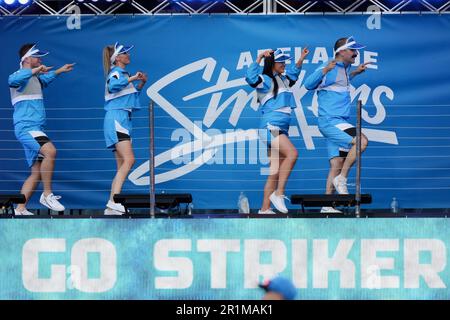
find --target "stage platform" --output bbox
[1,208,449,219]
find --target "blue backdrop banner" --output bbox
[0,219,450,299]
[0,15,449,209]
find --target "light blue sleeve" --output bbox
[245,62,271,92]
[107,70,129,93]
[38,70,58,88]
[8,68,33,89]
[304,62,328,90]
[285,63,302,82]
[245,62,263,86]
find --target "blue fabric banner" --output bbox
[0,15,449,209]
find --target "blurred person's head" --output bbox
[259,276,297,300]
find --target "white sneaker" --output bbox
[106,200,126,213]
[333,175,349,194]
[258,208,276,215]
[40,193,65,211]
[320,207,342,214]
[104,208,125,216]
[14,208,34,216]
[269,192,289,214]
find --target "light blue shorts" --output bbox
[259,111,291,147]
[104,109,132,150]
[15,125,50,168]
[318,116,355,159]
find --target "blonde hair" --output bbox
[102,45,115,77]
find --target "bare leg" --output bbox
[108,150,125,201]
[261,148,283,211]
[274,134,298,196]
[17,162,41,210]
[115,149,125,172]
[39,142,57,196]
[340,134,368,178]
[109,140,135,201]
[326,157,344,194]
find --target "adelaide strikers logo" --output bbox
[128,48,399,186]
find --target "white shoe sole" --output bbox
[334,189,349,195]
[320,207,342,214]
[104,208,125,216]
[106,201,126,213]
[258,210,276,215]
[14,211,34,216]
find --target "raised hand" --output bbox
[256,49,274,63]
[301,46,310,59]
[323,60,337,74]
[136,72,148,90]
[129,72,142,82]
[137,72,148,82]
[356,62,371,74]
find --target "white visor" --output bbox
[20,44,49,68]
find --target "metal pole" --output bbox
[355,100,362,218]
[266,0,272,14]
[149,100,156,218]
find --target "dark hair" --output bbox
[262,51,279,99]
[19,43,36,58]
[334,37,348,57]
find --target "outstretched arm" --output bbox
[286,47,310,85]
[350,62,371,80]
[39,63,75,87]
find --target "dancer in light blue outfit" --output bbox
[8,43,75,215]
[246,47,309,214]
[102,42,147,215]
[304,36,371,213]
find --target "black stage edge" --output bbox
[0,194,25,214]
[1,208,450,219]
[290,194,372,213]
[113,193,192,215]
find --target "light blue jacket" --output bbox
[304,60,354,119]
[245,62,302,114]
[8,68,57,130]
[104,66,142,111]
